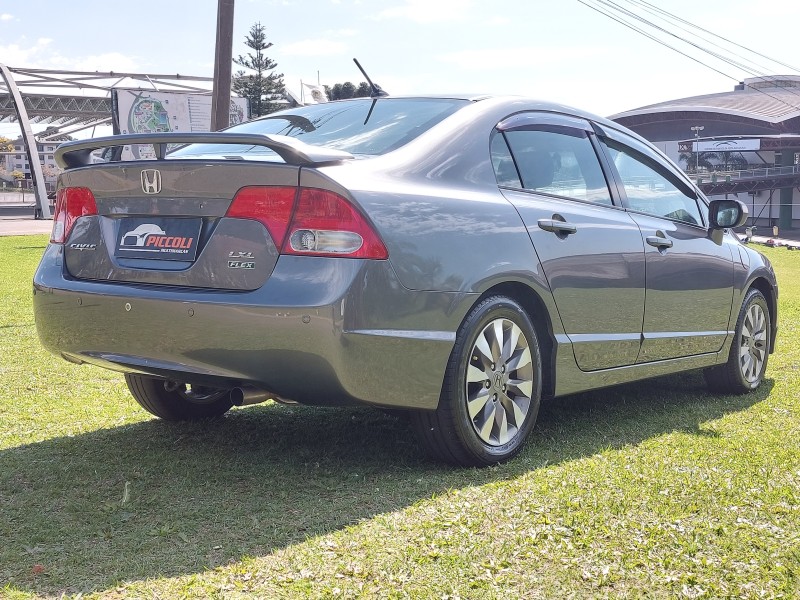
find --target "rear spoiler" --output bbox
[54,132,354,170]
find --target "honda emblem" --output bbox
[140,169,162,194]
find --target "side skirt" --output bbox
[552,334,727,397]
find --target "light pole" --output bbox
[690,125,704,173]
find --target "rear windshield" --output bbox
[170,98,469,159]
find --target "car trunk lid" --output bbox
[53,133,355,291]
[59,162,299,290]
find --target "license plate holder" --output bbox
[115,217,202,261]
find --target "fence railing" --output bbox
[695,165,800,184]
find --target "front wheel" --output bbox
[412,296,542,467]
[125,374,233,421]
[705,288,771,394]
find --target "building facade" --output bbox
[5,136,60,190]
[611,75,800,230]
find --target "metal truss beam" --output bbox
[38,118,111,140]
[0,94,112,124]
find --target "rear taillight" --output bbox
[283,189,388,259]
[225,186,297,248]
[51,187,98,244]
[226,186,388,259]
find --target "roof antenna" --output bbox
[353,58,388,98]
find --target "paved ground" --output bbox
[0,215,53,237]
[0,190,52,236]
[0,193,49,236]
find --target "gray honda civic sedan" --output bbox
[33,95,778,466]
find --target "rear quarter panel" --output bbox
[303,166,565,340]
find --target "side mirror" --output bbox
[708,199,748,229]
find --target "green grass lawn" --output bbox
[1,235,798,599]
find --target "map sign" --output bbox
[112,90,249,159]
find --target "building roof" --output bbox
[611,76,800,124]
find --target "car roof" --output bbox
[279,94,620,130]
[250,94,658,158]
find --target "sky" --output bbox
[2,0,800,137]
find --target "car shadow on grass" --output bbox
[0,371,772,595]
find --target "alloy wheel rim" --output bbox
[739,303,768,383]
[465,317,534,446]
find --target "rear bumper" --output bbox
[33,244,472,410]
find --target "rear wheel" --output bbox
[705,288,771,394]
[412,296,542,467]
[125,374,233,421]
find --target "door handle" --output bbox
[646,235,673,249]
[538,219,577,235]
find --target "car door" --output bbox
[492,112,645,371]
[597,129,735,363]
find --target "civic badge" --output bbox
[140,169,162,194]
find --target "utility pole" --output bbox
[211,0,235,131]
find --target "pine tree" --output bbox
[232,23,285,117]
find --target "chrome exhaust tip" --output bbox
[230,386,272,406]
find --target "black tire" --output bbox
[705,288,771,394]
[412,296,542,467]
[125,374,233,421]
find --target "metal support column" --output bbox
[778,151,794,230]
[0,63,51,219]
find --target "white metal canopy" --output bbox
[0,66,215,218]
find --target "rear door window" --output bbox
[492,114,613,205]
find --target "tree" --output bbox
[326,83,342,100]
[232,23,285,118]
[41,164,61,179]
[323,81,372,101]
[0,138,10,182]
[679,150,749,174]
[355,82,371,97]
